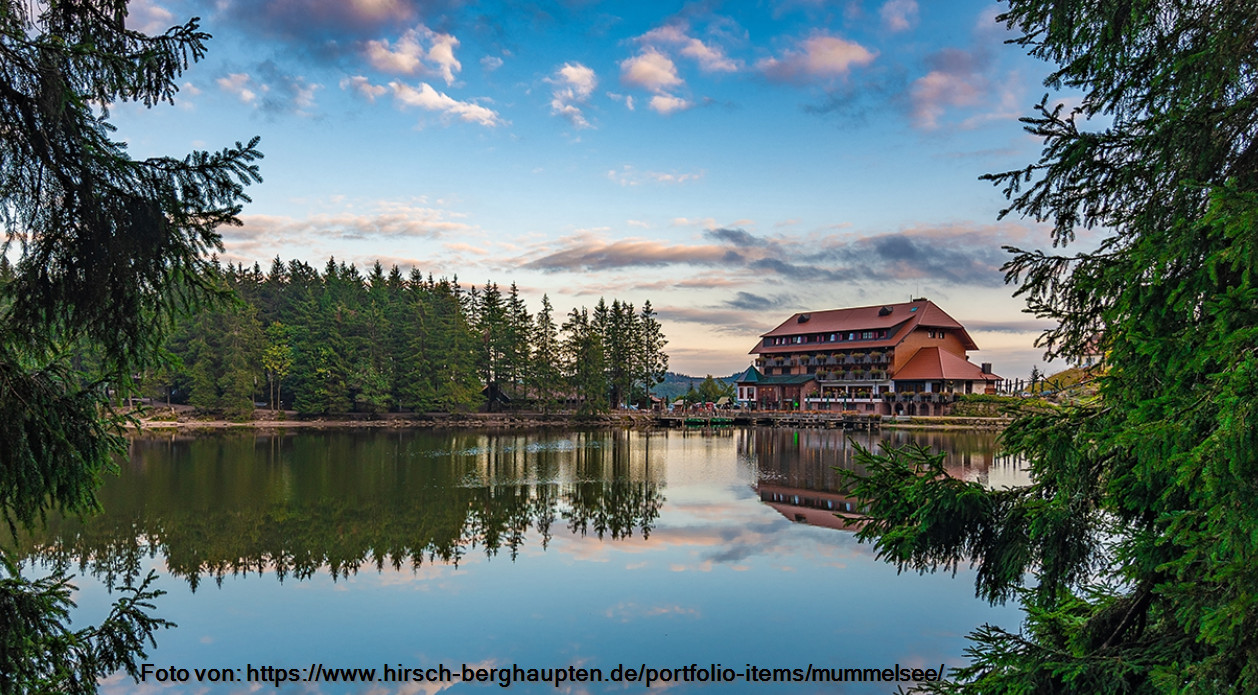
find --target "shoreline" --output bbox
[128,409,1011,434]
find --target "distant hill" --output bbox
[651,371,739,401]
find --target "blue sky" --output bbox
[112,0,1080,378]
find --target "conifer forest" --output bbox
[116,257,670,417]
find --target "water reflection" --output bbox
[17,430,665,590]
[740,427,1029,530]
[12,428,1031,695]
[16,427,1028,590]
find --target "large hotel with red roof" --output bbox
[735,298,1001,415]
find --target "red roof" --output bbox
[752,299,978,354]
[892,347,1000,381]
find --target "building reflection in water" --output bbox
[739,427,1030,531]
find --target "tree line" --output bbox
[138,257,669,417]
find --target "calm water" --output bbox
[17,427,1027,694]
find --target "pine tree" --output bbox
[0,0,261,689]
[561,307,608,414]
[602,299,636,408]
[502,282,532,401]
[634,301,669,406]
[529,295,562,412]
[843,2,1258,693]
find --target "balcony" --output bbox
[882,392,958,403]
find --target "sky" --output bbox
[110,0,1083,379]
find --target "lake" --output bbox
[17,427,1028,694]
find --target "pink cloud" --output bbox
[758,33,876,82]
[620,49,683,92]
[637,24,740,73]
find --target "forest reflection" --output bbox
[16,430,666,590]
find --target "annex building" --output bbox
[735,298,1000,415]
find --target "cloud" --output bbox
[525,236,738,272]
[555,221,1032,287]
[813,223,1032,286]
[548,62,597,128]
[648,94,691,114]
[226,200,477,257]
[965,319,1058,334]
[216,62,322,115]
[216,73,257,104]
[605,602,701,622]
[558,273,746,295]
[388,81,504,127]
[721,292,797,311]
[424,32,461,85]
[655,306,779,336]
[704,227,765,247]
[340,75,389,102]
[608,165,703,186]
[909,48,988,129]
[259,62,321,113]
[126,0,174,34]
[757,33,876,83]
[636,24,739,73]
[481,56,504,71]
[671,217,721,230]
[620,49,683,92]
[363,25,461,85]
[879,0,919,32]
[905,10,1024,131]
[748,258,847,282]
[217,0,417,43]
[364,32,422,74]
[443,241,490,256]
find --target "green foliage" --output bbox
[843,1,1258,692]
[159,262,670,416]
[561,307,608,414]
[261,323,293,411]
[694,375,734,402]
[528,295,563,412]
[0,0,260,690]
[950,393,1053,417]
[0,558,173,695]
[0,353,124,535]
[185,300,263,418]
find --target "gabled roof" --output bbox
[892,347,1000,382]
[734,366,763,384]
[752,299,978,354]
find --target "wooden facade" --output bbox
[735,298,1000,415]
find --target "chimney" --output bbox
[981,362,992,374]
